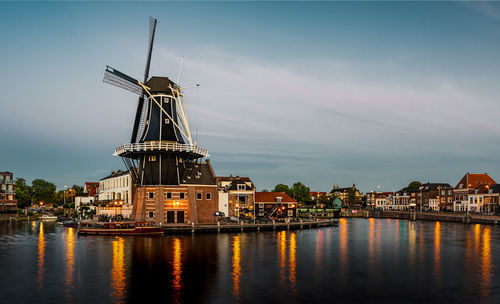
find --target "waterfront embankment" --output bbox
[342,209,500,225]
[162,219,338,234]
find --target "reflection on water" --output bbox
[480,226,492,300]
[232,235,241,301]
[434,222,440,279]
[171,238,182,304]
[37,222,45,290]
[111,237,126,304]
[289,232,297,294]
[64,228,75,302]
[1,219,500,303]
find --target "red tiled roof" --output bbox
[455,173,496,189]
[255,192,296,203]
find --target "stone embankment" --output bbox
[342,209,500,225]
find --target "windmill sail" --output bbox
[103,66,142,95]
[131,17,158,143]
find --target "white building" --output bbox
[74,194,96,210]
[98,170,133,203]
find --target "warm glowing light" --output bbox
[232,235,241,301]
[37,222,45,290]
[64,228,75,301]
[111,237,126,303]
[290,204,295,208]
[170,238,182,304]
[480,227,492,300]
[434,222,441,278]
[289,232,297,294]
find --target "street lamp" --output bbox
[235,203,239,223]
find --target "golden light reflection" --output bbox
[339,218,348,275]
[64,227,75,298]
[32,221,36,232]
[408,222,416,265]
[37,222,45,290]
[171,238,182,304]
[480,227,492,300]
[434,222,441,278]
[111,237,126,303]
[368,218,375,271]
[232,235,241,301]
[279,231,287,286]
[289,232,297,294]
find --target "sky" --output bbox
[1,1,500,193]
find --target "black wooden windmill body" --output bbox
[104,17,208,186]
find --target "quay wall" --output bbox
[342,210,500,225]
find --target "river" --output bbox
[0,218,498,303]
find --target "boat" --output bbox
[77,221,163,236]
[63,220,78,228]
[39,215,58,221]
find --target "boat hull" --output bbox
[78,227,164,236]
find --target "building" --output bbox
[74,193,96,210]
[84,182,99,196]
[330,184,363,207]
[409,183,451,211]
[98,170,133,204]
[132,160,217,224]
[310,191,328,201]
[255,192,297,218]
[453,173,497,212]
[0,172,17,212]
[216,176,255,218]
[437,186,454,211]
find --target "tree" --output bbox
[407,181,422,190]
[290,182,311,204]
[273,184,292,196]
[71,185,84,193]
[15,178,32,208]
[347,187,357,207]
[261,189,269,192]
[32,179,57,205]
[316,194,332,207]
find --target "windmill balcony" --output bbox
[114,141,209,158]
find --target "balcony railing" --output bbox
[114,141,209,158]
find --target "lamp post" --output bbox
[236,203,239,224]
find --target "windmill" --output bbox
[103,17,208,186]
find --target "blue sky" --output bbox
[1,1,500,192]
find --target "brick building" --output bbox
[255,192,297,218]
[84,182,99,196]
[216,176,255,218]
[454,173,498,213]
[0,171,17,212]
[133,160,218,225]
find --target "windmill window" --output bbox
[180,193,185,199]
[206,193,211,200]
[149,156,156,162]
[166,192,172,199]
[148,192,154,199]
[196,193,202,200]
[165,118,169,124]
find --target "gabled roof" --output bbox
[181,161,216,185]
[255,192,296,203]
[455,173,496,189]
[420,183,452,191]
[99,170,130,181]
[226,179,255,191]
[216,176,255,190]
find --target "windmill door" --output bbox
[166,211,175,223]
[177,211,185,223]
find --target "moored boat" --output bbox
[77,222,163,236]
[63,220,78,228]
[39,215,58,221]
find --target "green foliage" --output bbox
[407,181,422,190]
[261,189,269,192]
[71,185,84,193]
[273,184,292,196]
[32,179,57,204]
[290,182,311,204]
[316,194,333,207]
[347,187,357,205]
[14,178,32,208]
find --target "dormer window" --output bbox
[276,197,282,203]
[237,184,246,191]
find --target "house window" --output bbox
[197,193,202,200]
[206,193,211,200]
[148,212,154,218]
[148,192,154,199]
[237,184,246,191]
[148,156,156,162]
[180,193,185,199]
[166,192,172,199]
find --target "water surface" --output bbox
[0,219,498,303]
